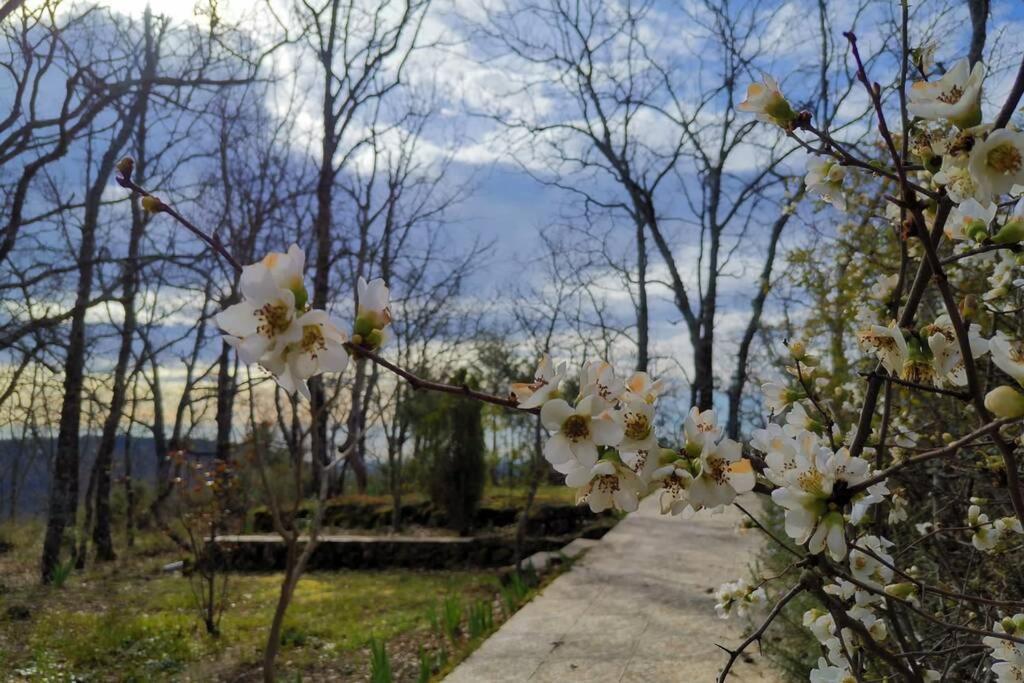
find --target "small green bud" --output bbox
[993,219,1024,245]
[291,284,309,311]
[965,219,989,242]
[365,329,384,349]
[884,582,917,600]
[354,316,374,337]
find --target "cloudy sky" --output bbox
[12,0,1024,428]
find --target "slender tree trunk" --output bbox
[389,446,402,532]
[514,414,543,570]
[146,352,187,551]
[123,414,135,549]
[75,457,99,568]
[91,28,156,562]
[214,342,235,462]
[966,0,988,68]
[309,33,340,491]
[725,200,798,438]
[263,540,299,683]
[8,444,19,520]
[345,358,369,493]
[41,104,143,580]
[635,220,649,372]
[91,196,142,561]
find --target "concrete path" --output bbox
[445,496,781,683]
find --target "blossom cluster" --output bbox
[713,577,766,619]
[745,59,1024,412]
[215,245,390,399]
[740,55,1024,680]
[512,357,756,514]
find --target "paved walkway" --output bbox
[446,496,781,682]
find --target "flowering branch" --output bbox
[716,582,804,683]
[847,418,1018,497]
[346,343,533,413]
[114,159,243,273]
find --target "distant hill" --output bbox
[0,435,214,517]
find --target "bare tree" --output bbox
[473,0,874,436]
[278,0,430,488]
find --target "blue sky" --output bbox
[8,0,1024,431]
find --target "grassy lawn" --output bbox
[0,523,508,682]
[481,484,575,507]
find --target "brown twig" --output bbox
[115,166,243,273]
[848,417,1018,496]
[858,371,971,400]
[346,343,537,414]
[717,582,804,683]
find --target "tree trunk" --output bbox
[309,43,340,492]
[514,414,543,570]
[345,358,369,493]
[75,456,100,569]
[263,539,299,683]
[214,341,235,462]
[635,219,649,372]
[41,110,140,581]
[90,25,156,562]
[123,414,135,548]
[725,201,797,438]
[966,0,989,68]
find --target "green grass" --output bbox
[0,542,499,681]
[0,483,571,681]
[481,484,575,507]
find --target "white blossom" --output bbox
[770,443,876,560]
[908,57,984,127]
[806,157,847,211]
[970,129,1024,200]
[991,334,1024,386]
[738,75,797,127]
[541,395,624,475]
[510,355,566,409]
[713,577,766,619]
[984,614,1024,683]
[945,198,997,242]
[568,457,643,513]
[353,276,392,349]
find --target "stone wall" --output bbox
[251,500,612,536]
[209,524,616,571]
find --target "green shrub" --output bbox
[410,369,486,534]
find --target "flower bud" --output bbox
[353,316,375,338]
[657,448,681,467]
[967,504,982,525]
[141,195,164,213]
[365,329,384,349]
[116,157,134,178]
[884,582,918,601]
[992,219,1024,245]
[960,295,977,320]
[985,385,1024,419]
[291,284,309,311]
[965,219,989,242]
